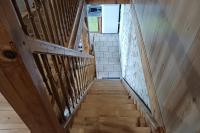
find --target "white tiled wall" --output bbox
[90,33,122,79]
[119,5,150,108]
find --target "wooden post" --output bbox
[0,0,65,133]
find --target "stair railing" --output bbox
[0,0,95,133]
[122,79,165,133]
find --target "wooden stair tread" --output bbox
[77,110,141,117]
[73,116,139,127]
[81,103,137,110]
[70,126,151,133]
[84,97,132,104]
[90,88,125,91]
[86,95,129,98]
[70,80,151,133]
[89,90,127,95]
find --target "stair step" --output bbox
[69,80,151,133]
[88,90,128,95]
[91,87,125,91]
[70,126,151,133]
[77,110,141,117]
[73,116,139,127]
[84,96,132,103]
[81,103,137,110]
[86,95,129,99]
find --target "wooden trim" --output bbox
[27,37,94,58]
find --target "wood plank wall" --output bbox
[133,0,200,132]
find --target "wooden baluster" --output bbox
[62,0,70,36]
[55,0,68,45]
[66,57,78,104]
[41,55,65,121]
[39,0,56,43]
[24,0,40,38]
[49,0,65,45]
[60,0,70,37]
[33,54,53,95]
[51,0,67,45]
[79,58,84,92]
[68,0,74,30]
[60,57,75,108]
[72,57,82,97]
[47,0,63,45]
[83,59,87,89]
[68,57,81,99]
[34,0,49,41]
[11,0,28,34]
[51,56,71,114]
[75,58,84,94]
[86,59,90,87]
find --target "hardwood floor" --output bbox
[70,80,151,133]
[0,93,30,133]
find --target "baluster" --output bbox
[66,57,79,104]
[39,0,55,43]
[11,0,28,34]
[79,58,85,92]
[41,55,65,121]
[71,57,80,99]
[82,58,87,91]
[60,57,75,109]
[24,0,40,38]
[34,0,49,41]
[51,0,67,45]
[75,58,83,95]
[55,0,68,45]
[51,56,71,114]
[33,54,53,96]
[72,57,82,98]
[47,0,63,45]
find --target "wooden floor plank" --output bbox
[0,93,30,133]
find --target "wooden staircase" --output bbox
[69,80,151,133]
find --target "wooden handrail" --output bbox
[28,37,94,58]
[122,79,165,133]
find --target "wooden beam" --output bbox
[0,0,65,133]
[86,0,130,4]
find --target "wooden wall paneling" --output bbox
[133,0,200,132]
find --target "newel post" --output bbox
[0,0,65,133]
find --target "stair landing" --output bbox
[70,80,151,133]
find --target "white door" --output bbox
[102,4,120,33]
